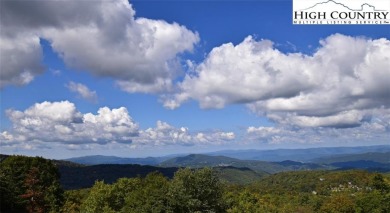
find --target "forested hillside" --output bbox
[159,154,330,174]
[1,154,389,212]
[0,155,64,213]
[60,169,390,212]
[58,163,178,190]
[64,155,168,165]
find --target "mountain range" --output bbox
[2,145,389,190]
[58,148,390,189]
[65,145,390,165]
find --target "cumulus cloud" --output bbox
[116,78,174,94]
[246,109,390,145]
[246,126,304,144]
[2,101,139,145]
[165,34,390,128]
[0,35,44,88]
[263,110,368,128]
[0,0,199,92]
[1,101,235,150]
[165,36,314,109]
[2,100,387,150]
[135,120,235,146]
[66,81,98,103]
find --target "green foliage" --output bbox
[61,189,90,213]
[0,169,18,211]
[354,173,390,213]
[59,163,178,190]
[226,190,264,213]
[5,154,389,213]
[355,190,384,213]
[77,168,226,213]
[320,193,355,213]
[80,180,115,213]
[238,170,390,213]
[122,172,169,213]
[167,167,226,213]
[213,166,264,185]
[250,170,374,195]
[370,173,389,193]
[0,155,64,213]
[64,168,390,213]
[110,177,142,211]
[80,173,170,213]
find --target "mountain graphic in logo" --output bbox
[292,0,390,25]
[298,0,386,11]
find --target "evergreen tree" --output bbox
[0,156,64,213]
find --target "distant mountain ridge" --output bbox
[313,152,390,164]
[159,154,330,174]
[207,145,390,162]
[64,155,170,165]
[3,145,390,190]
[63,145,390,165]
[312,152,390,172]
[160,154,240,167]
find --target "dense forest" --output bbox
[1,155,389,213]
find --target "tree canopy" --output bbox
[0,155,64,213]
[2,155,389,213]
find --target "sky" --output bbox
[0,0,389,159]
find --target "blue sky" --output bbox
[1,0,389,159]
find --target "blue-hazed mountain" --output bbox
[64,155,172,165]
[206,145,390,162]
[63,145,390,168]
[63,145,390,166]
[312,152,390,164]
[159,154,330,174]
[312,152,390,172]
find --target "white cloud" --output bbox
[246,126,297,144]
[246,108,390,145]
[166,34,390,128]
[165,36,314,109]
[1,101,235,150]
[0,0,199,92]
[3,101,139,145]
[265,110,366,128]
[135,120,235,146]
[116,77,173,94]
[66,81,98,103]
[0,35,44,88]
